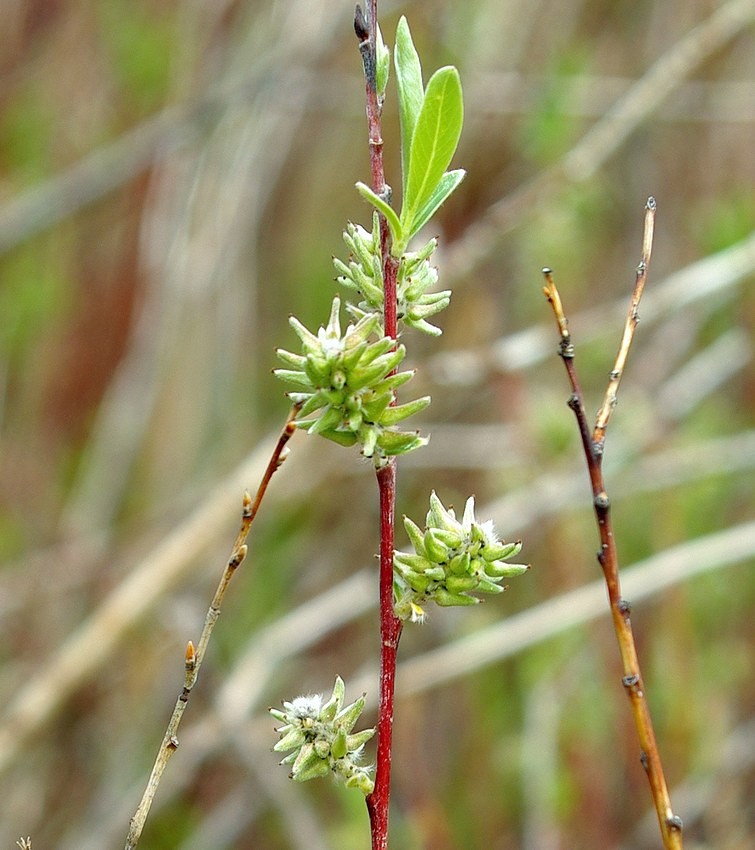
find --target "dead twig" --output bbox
[542,198,684,849]
[122,405,299,849]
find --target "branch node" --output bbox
[622,675,645,698]
[228,544,248,570]
[168,736,179,750]
[618,598,632,616]
[594,491,610,510]
[276,446,290,469]
[567,393,580,411]
[666,814,684,832]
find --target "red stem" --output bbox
[368,459,402,849]
[356,3,403,846]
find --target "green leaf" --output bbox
[355,182,403,245]
[401,67,463,239]
[394,16,424,201]
[376,24,390,100]
[406,169,466,241]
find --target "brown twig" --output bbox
[355,3,402,847]
[124,405,299,849]
[542,199,684,850]
[593,198,656,450]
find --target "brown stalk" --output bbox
[542,198,684,849]
[124,405,300,849]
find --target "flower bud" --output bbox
[291,744,330,782]
[402,516,428,558]
[393,492,529,621]
[379,396,431,426]
[424,528,451,563]
[485,560,530,578]
[271,677,374,795]
[331,728,348,760]
[375,429,428,456]
[276,300,429,460]
[482,540,523,562]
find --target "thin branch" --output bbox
[594,197,656,449]
[123,406,299,849]
[542,204,684,850]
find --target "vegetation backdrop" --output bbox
[0,0,753,848]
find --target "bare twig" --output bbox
[593,198,656,449]
[542,201,684,849]
[124,405,299,848]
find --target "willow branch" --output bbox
[594,197,656,450]
[542,202,684,850]
[124,406,299,849]
[355,3,402,848]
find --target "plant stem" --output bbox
[355,3,402,847]
[542,200,683,850]
[369,458,401,849]
[124,406,299,849]
[593,198,656,452]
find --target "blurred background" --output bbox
[1,0,753,848]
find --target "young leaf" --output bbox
[401,67,463,239]
[375,24,390,100]
[394,16,424,201]
[355,182,403,246]
[406,168,466,241]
